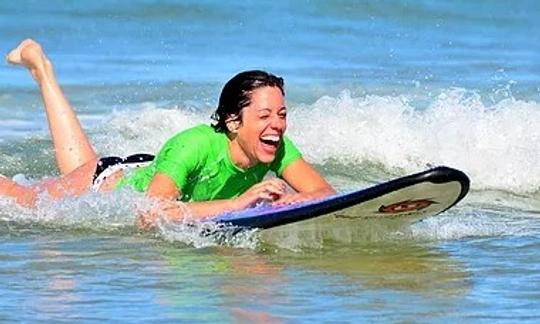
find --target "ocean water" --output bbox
[1,0,540,321]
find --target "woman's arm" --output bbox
[138,172,288,228]
[138,158,334,228]
[275,158,336,205]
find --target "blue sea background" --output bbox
[1,0,540,322]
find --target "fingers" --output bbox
[136,214,155,230]
[236,178,289,209]
[257,179,288,201]
[249,186,280,203]
[136,208,160,230]
[273,193,313,207]
[259,179,287,196]
[273,195,296,206]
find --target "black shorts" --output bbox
[91,153,155,191]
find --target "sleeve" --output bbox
[153,128,209,191]
[270,136,303,177]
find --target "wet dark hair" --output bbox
[211,70,284,133]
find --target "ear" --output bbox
[225,115,240,133]
[227,121,240,133]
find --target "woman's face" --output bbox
[233,86,287,166]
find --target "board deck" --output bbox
[213,166,469,230]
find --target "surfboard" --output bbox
[213,166,469,230]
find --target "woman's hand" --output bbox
[277,158,336,207]
[272,192,318,207]
[136,197,182,230]
[136,212,157,230]
[233,178,288,209]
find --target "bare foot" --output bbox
[6,39,50,80]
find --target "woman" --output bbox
[0,39,335,226]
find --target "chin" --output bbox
[257,153,277,164]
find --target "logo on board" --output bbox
[378,199,438,214]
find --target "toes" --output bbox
[6,48,21,64]
[6,39,40,65]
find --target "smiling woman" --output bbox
[0,39,335,228]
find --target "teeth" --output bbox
[261,135,280,142]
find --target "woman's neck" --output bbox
[227,135,256,169]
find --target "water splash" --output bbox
[157,217,259,249]
[0,187,260,249]
[289,88,540,193]
[409,207,532,241]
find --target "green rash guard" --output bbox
[116,124,302,202]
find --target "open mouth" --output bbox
[260,134,281,151]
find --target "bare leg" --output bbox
[0,158,100,207]
[0,176,37,207]
[6,39,97,175]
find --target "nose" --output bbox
[270,114,286,131]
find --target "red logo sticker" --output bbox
[378,199,437,214]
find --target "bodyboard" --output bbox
[213,166,469,230]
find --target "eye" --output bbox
[279,111,287,119]
[259,114,270,120]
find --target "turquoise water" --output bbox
[1,0,540,321]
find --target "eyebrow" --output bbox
[257,106,287,112]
